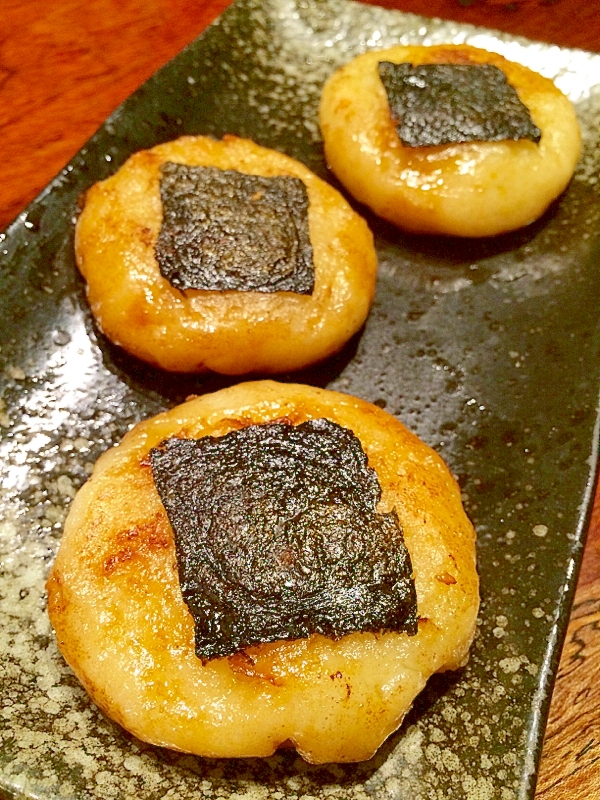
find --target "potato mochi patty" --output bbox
[46,381,479,764]
[75,136,377,374]
[319,44,581,237]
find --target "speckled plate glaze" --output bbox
[1,1,600,799]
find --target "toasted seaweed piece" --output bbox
[155,163,314,293]
[150,419,417,661]
[377,61,542,147]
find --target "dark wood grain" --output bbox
[1,1,598,798]
[360,0,600,52]
[535,491,600,798]
[0,0,228,227]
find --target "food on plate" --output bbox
[319,44,581,237]
[46,381,479,764]
[75,135,377,374]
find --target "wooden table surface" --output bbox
[1,1,598,797]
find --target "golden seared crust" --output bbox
[47,381,479,764]
[319,44,581,237]
[75,135,377,374]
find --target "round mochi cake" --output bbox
[47,381,479,764]
[319,44,581,237]
[75,135,377,374]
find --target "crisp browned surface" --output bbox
[47,381,479,763]
[319,43,581,236]
[75,136,377,373]
[1,0,599,795]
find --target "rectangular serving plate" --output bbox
[1,1,600,799]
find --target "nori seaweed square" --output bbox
[378,61,542,147]
[150,419,417,661]
[155,162,315,293]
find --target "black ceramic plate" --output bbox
[1,2,599,799]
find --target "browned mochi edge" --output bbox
[74,136,378,374]
[149,418,418,661]
[45,381,479,763]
